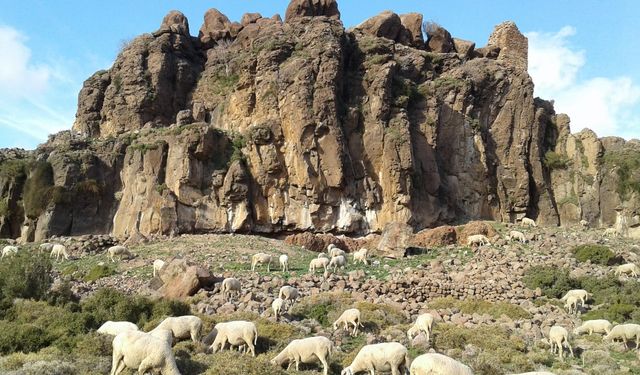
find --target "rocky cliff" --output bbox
[2,0,640,242]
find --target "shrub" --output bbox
[0,253,52,309]
[74,179,102,196]
[0,199,9,217]
[572,244,615,265]
[0,321,51,354]
[0,158,29,180]
[81,288,154,328]
[543,151,571,170]
[428,297,531,319]
[83,264,116,282]
[22,161,55,219]
[522,266,578,298]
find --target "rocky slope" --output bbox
[1,0,640,242]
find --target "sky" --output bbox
[0,0,639,149]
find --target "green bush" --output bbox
[0,158,29,180]
[0,253,52,310]
[429,297,531,319]
[83,264,116,282]
[522,266,578,298]
[0,321,51,354]
[572,244,615,265]
[543,151,571,170]
[0,199,9,217]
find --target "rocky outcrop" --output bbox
[2,1,639,242]
[285,0,340,22]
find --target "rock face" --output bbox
[157,258,216,299]
[2,1,640,242]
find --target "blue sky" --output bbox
[1,0,639,149]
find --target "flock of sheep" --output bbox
[2,216,639,374]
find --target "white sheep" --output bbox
[333,308,363,337]
[409,353,473,375]
[508,230,527,243]
[271,336,333,375]
[604,323,640,349]
[329,246,346,258]
[466,234,490,247]
[153,259,165,277]
[309,257,330,273]
[353,248,369,265]
[318,252,329,259]
[521,217,537,227]
[97,321,139,336]
[341,342,409,375]
[279,254,289,272]
[251,253,272,272]
[221,277,242,302]
[108,245,132,262]
[329,255,347,272]
[1,245,18,259]
[150,315,202,343]
[547,326,573,359]
[573,319,613,336]
[407,313,435,343]
[272,297,285,321]
[615,263,639,277]
[603,227,619,237]
[209,320,258,357]
[564,295,579,315]
[561,289,590,306]
[110,330,181,375]
[279,285,300,308]
[50,244,69,261]
[39,242,54,253]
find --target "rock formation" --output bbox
[2,0,640,242]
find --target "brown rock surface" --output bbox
[156,10,190,36]
[285,0,340,22]
[376,222,413,258]
[398,13,424,48]
[158,258,216,298]
[425,22,454,52]
[456,221,498,245]
[413,226,457,247]
[487,21,528,71]
[354,11,402,41]
[198,8,232,48]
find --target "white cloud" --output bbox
[527,27,640,139]
[0,25,50,98]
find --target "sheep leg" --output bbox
[246,340,256,357]
[566,339,574,357]
[137,358,155,375]
[320,355,329,375]
[110,350,125,375]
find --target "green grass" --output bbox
[428,297,531,320]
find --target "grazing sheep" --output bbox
[153,259,165,277]
[150,315,202,343]
[508,230,527,243]
[318,252,329,259]
[521,217,537,227]
[407,313,435,342]
[329,247,346,258]
[1,245,18,259]
[466,234,490,247]
[108,245,132,262]
[333,308,363,337]
[39,242,54,253]
[604,323,640,349]
[341,342,409,375]
[272,297,285,321]
[271,336,333,375]
[561,289,590,306]
[110,330,181,375]
[603,227,619,237]
[251,253,272,272]
[309,257,330,273]
[279,285,300,308]
[221,277,242,302]
[353,248,369,265]
[329,255,347,272]
[615,263,639,277]
[279,254,289,272]
[547,326,573,359]
[50,244,69,261]
[564,295,579,315]
[209,320,258,357]
[573,319,613,336]
[97,321,139,336]
[409,353,473,375]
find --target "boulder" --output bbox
[376,222,413,258]
[453,38,475,58]
[176,109,193,126]
[155,10,190,36]
[424,22,454,53]
[413,225,457,247]
[474,45,500,59]
[158,258,217,298]
[241,13,262,26]
[354,11,402,41]
[199,8,232,49]
[285,0,340,22]
[487,21,528,71]
[398,13,424,48]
